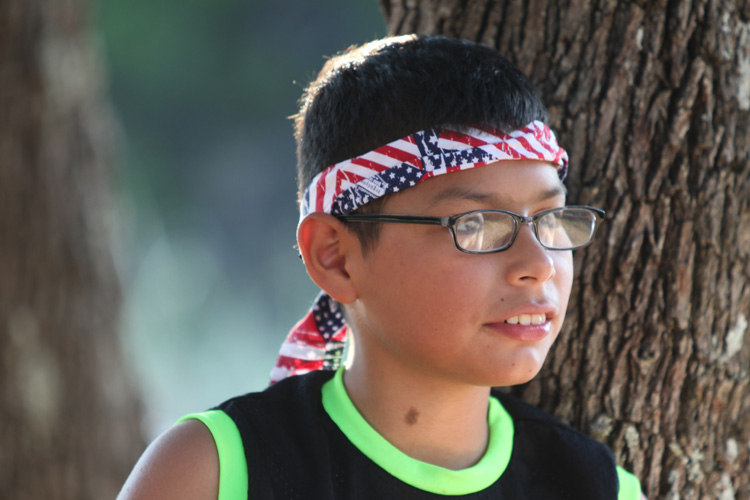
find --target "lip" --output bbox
[484,305,557,342]
[484,321,551,342]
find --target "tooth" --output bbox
[519,314,531,325]
[506,316,519,325]
[531,314,545,325]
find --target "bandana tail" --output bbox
[269,292,348,385]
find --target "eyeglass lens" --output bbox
[453,208,597,252]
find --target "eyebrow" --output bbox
[426,183,567,209]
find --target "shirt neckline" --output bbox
[320,367,514,495]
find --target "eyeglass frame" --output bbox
[335,205,606,254]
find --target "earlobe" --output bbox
[297,213,359,304]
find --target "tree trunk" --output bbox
[380,1,750,498]
[0,0,144,498]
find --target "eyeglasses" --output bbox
[337,206,605,254]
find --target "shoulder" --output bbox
[492,390,613,460]
[493,391,647,500]
[219,370,332,417]
[492,389,604,444]
[492,390,621,492]
[117,419,219,500]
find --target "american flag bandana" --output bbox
[270,120,568,384]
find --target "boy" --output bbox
[119,34,645,499]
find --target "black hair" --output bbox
[294,34,549,252]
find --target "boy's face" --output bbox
[347,160,574,387]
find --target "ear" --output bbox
[297,213,360,304]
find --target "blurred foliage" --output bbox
[97,0,384,437]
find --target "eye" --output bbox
[454,211,516,252]
[537,211,561,230]
[536,208,603,249]
[480,212,517,250]
[456,212,483,232]
[536,211,565,245]
[454,212,485,250]
[456,212,484,234]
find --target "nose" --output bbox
[503,224,556,284]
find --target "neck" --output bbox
[342,356,491,470]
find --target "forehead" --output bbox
[387,160,566,212]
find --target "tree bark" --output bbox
[380,1,750,498]
[0,0,144,498]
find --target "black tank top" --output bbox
[218,370,619,499]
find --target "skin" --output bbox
[117,419,219,500]
[118,159,647,499]
[343,160,572,388]
[329,160,573,469]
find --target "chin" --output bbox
[485,353,547,388]
[505,369,542,387]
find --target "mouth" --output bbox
[502,313,547,325]
[486,308,556,342]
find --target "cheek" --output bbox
[551,252,574,327]
[556,252,574,298]
[368,252,485,336]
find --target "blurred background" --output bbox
[97,0,385,439]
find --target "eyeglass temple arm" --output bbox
[336,214,448,227]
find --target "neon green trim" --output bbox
[616,466,642,500]
[321,367,513,495]
[178,410,247,500]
